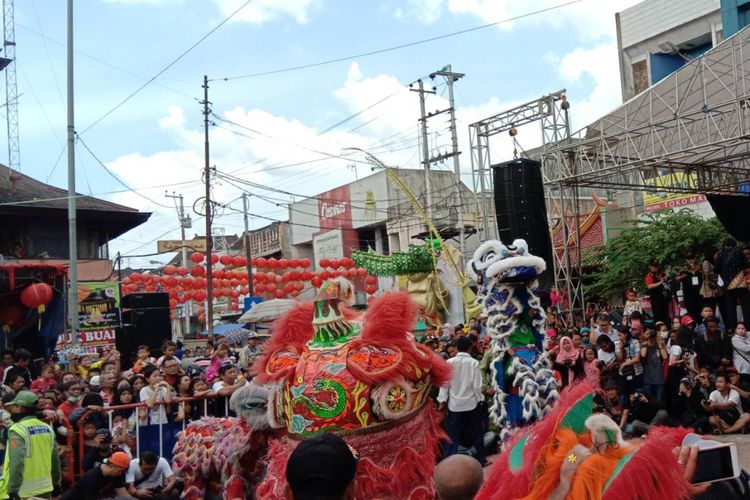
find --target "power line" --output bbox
[79,0,255,135]
[215,0,583,81]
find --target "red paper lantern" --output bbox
[190,252,204,264]
[319,259,330,268]
[278,258,289,269]
[198,314,206,323]
[341,257,354,268]
[274,290,285,298]
[365,275,377,285]
[164,265,176,276]
[129,272,142,282]
[214,270,225,280]
[190,265,205,277]
[289,258,299,268]
[176,266,188,276]
[267,258,278,268]
[255,257,267,268]
[209,254,219,264]
[255,283,267,293]
[20,283,54,312]
[266,283,277,293]
[219,255,232,266]
[366,285,376,295]
[300,258,311,268]
[311,276,323,288]
[357,268,367,276]
[232,256,246,267]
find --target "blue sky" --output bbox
[8,0,640,265]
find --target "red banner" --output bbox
[318,185,352,230]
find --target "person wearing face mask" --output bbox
[0,391,61,500]
[57,380,83,420]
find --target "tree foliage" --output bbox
[582,209,731,299]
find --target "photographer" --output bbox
[82,429,116,472]
[624,390,667,436]
[125,451,180,500]
[669,376,710,432]
[640,328,669,402]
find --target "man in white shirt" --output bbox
[437,336,486,465]
[706,373,750,434]
[125,451,180,499]
[593,315,618,345]
[212,362,246,417]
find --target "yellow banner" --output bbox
[643,172,706,212]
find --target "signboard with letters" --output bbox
[57,281,121,348]
[157,239,207,253]
[642,172,707,212]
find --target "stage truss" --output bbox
[471,25,750,322]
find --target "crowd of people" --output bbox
[0,240,748,498]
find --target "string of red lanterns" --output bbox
[121,253,378,323]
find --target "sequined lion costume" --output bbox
[253,278,451,499]
[477,383,693,500]
[467,239,558,441]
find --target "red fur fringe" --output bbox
[253,302,315,382]
[256,404,444,500]
[476,382,597,500]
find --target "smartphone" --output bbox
[691,442,741,484]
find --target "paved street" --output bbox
[715,433,750,470]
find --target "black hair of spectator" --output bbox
[1,348,13,358]
[81,393,104,407]
[715,373,729,384]
[596,335,613,347]
[630,310,642,321]
[62,380,80,392]
[706,316,720,325]
[142,365,159,380]
[286,433,356,499]
[456,336,472,352]
[467,333,478,344]
[675,327,695,350]
[137,345,150,352]
[175,341,183,349]
[218,362,236,377]
[724,238,737,248]
[649,259,660,267]
[140,451,158,465]
[13,348,32,361]
[162,340,176,349]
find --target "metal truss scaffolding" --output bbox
[469,90,583,322]
[542,25,750,317]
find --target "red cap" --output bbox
[680,315,695,326]
[105,451,130,469]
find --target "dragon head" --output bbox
[467,239,546,291]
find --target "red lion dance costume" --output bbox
[254,279,450,498]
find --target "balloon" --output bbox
[164,265,176,275]
[190,252,205,264]
[220,255,232,266]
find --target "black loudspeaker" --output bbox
[122,308,170,325]
[493,158,554,291]
[117,322,172,369]
[707,194,750,241]
[121,292,169,309]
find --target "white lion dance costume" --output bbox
[467,239,558,441]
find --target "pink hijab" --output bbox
[556,337,579,364]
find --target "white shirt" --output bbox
[437,352,483,412]
[125,457,173,490]
[597,349,616,365]
[709,389,744,415]
[139,386,169,425]
[732,335,750,375]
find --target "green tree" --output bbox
[582,209,731,299]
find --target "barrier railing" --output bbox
[66,394,232,478]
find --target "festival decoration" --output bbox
[467,239,558,441]
[190,252,204,264]
[476,383,692,500]
[20,282,54,313]
[352,244,435,276]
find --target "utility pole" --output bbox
[202,75,214,343]
[66,0,79,346]
[241,193,254,296]
[432,65,466,255]
[166,192,191,336]
[412,79,436,220]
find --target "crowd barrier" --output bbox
[65,394,231,480]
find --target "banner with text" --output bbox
[643,172,707,212]
[58,281,120,348]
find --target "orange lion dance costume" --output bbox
[253,278,451,499]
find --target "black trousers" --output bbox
[724,287,750,331]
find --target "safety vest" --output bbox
[0,417,55,499]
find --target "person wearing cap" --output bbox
[125,451,179,500]
[285,433,357,500]
[0,390,61,500]
[239,332,263,370]
[60,451,132,500]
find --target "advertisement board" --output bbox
[318,184,352,230]
[57,281,120,349]
[643,172,707,212]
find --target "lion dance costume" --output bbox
[175,278,450,499]
[477,382,693,499]
[467,239,558,441]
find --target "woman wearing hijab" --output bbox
[552,336,584,388]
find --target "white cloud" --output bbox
[212,0,320,24]
[397,0,643,40]
[556,43,622,129]
[102,0,183,4]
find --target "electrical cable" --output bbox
[215,0,583,81]
[79,0,255,135]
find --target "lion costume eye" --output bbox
[512,239,528,256]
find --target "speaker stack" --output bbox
[117,292,172,368]
[492,158,554,292]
